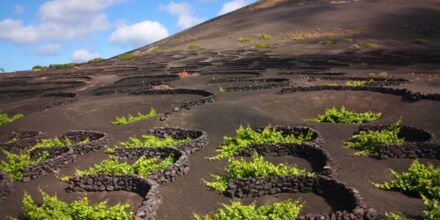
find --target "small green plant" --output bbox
[344,80,366,87]
[32,65,46,70]
[75,155,174,177]
[0,149,48,181]
[115,134,190,149]
[218,86,225,93]
[255,42,271,48]
[188,44,202,49]
[238,37,252,43]
[118,53,135,60]
[0,113,24,126]
[362,42,379,49]
[321,37,334,45]
[414,38,428,45]
[48,63,76,70]
[422,195,440,220]
[385,212,405,220]
[343,37,353,43]
[30,137,89,152]
[204,153,314,192]
[292,34,305,41]
[344,120,404,156]
[259,34,272,41]
[23,189,133,220]
[112,108,157,125]
[194,200,303,220]
[211,125,313,160]
[309,106,381,124]
[88,58,104,63]
[374,160,439,199]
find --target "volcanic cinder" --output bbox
[1,0,440,219]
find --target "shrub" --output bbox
[75,154,174,177]
[292,34,305,41]
[374,160,439,199]
[259,34,272,41]
[344,80,366,87]
[0,149,48,181]
[115,134,190,149]
[204,153,314,191]
[23,190,132,220]
[112,108,157,125]
[423,195,440,220]
[343,37,353,43]
[194,200,303,220]
[32,65,46,70]
[321,37,334,45]
[344,120,404,156]
[414,38,428,45]
[188,44,202,49]
[309,106,381,124]
[218,87,225,93]
[30,137,89,152]
[118,53,135,60]
[238,37,252,43]
[88,58,104,63]
[0,113,24,126]
[255,42,271,48]
[362,42,379,49]
[211,125,313,160]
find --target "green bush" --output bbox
[0,113,24,126]
[188,44,202,49]
[204,153,314,191]
[423,195,440,220]
[344,80,366,87]
[118,53,135,60]
[259,34,272,41]
[414,38,428,45]
[309,106,381,124]
[194,200,303,220]
[374,160,439,199]
[0,149,48,181]
[23,190,132,220]
[112,108,157,125]
[114,134,190,149]
[362,42,379,49]
[343,38,354,43]
[32,65,46,70]
[211,125,313,160]
[218,87,225,93]
[344,120,404,156]
[30,137,89,152]
[255,42,271,48]
[321,37,334,45]
[292,35,305,41]
[238,37,252,43]
[75,155,174,177]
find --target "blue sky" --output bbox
[0,0,255,72]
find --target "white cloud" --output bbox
[218,0,250,15]
[33,43,61,56]
[0,0,118,44]
[109,21,169,47]
[14,5,25,15]
[161,2,204,29]
[71,49,100,62]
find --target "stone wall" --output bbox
[224,78,293,92]
[0,130,47,153]
[278,85,440,102]
[358,124,439,159]
[67,174,161,220]
[110,147,190,184]
[226,175,377,220]
[0,172,12,202]
[61,130,109,155]
[144,127,208,154]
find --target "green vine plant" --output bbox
[344,120,404,156]
[73,155,174,177]
[343,80,366,87]
[375,160,439,220]
[0,149,48,181]
[23,189,133,220]
[0,113,24,126]
[29,137,90,152]
[112,107,157,125]
[106,135,190,153]
[204,152,314,192]
[210,125,313,160]
[307,106,381,124]
[194,200,303,220]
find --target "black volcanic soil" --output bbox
[1,0,440,219]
